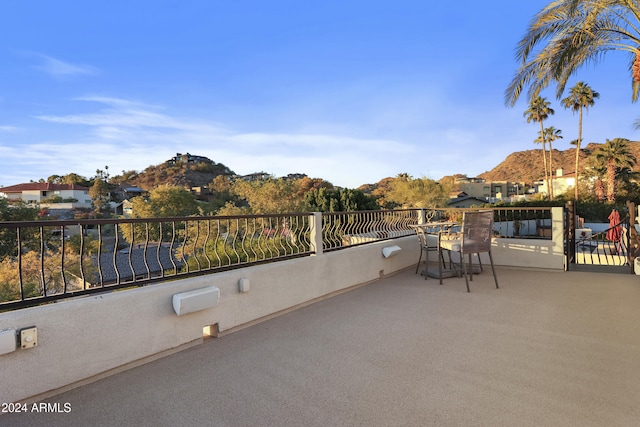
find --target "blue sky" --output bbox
[1,1,639,188]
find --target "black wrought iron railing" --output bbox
[573,215,630,266]
[0,207,555,310]
[322,209,419,251]
[0,214,314,310]
[419,207,554,239]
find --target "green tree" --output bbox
[201,175,237,213]
[505,1,640,105]
[231,178,311,214]
[122,186,200,246]
[561,82,599,201]
[384,174,448,208]
[0,199,39,257]
[526,96,554,198]
[0,198,38,222]
[130,185,199,218]
[304,187,333,212]
[61,173,90,186]
[89,178,110,218]
[305,188,378,212]
[590,138,637,202]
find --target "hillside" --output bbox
[478,141,640,184]
[478,148,586,183]
[125,160,235,191]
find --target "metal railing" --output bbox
[322,209,418,251]
[420,207,554,239]
[0,207,554,310]
[0,213,313,310]
[574,216,630,267]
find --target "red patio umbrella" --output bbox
[606,209,622,248]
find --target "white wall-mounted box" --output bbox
[0,329,17,355]
[172,286,220,316]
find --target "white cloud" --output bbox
[0,126,21,132]
[21,97,418,187]
[33,54,98,78]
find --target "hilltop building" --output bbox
[166,152,211,165]
[238,172,272,181]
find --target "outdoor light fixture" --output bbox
[382,245,401,258]
[172,286,220,316]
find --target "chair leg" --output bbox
[416,249,422,274]
[461,252,470,292]
[468,253,473,282]
[488,252,499,289]
[438,248,443,285]
[424,249,429,280]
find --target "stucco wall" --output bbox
[0,237,419,404]
[492,208,565,270]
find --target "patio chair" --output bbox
[438,210,499,292]
[415,226,449,278]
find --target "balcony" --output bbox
[3,207,638,424]
[2,267,639,425]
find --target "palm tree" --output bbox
[561,82,599,200]
[532,134,549,196]
[525,96,554,198]
[534,127,562,198]
[505,1,640,106]
[591,138,637,202]
[543,126,563,198]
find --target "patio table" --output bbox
[410,222,459,279]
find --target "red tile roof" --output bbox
[0,183,90,193]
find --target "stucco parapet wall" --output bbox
[0,236,418,404]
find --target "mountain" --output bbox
[477,148,586,183]
[478,141,640,184]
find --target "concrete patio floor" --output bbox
[2,266,640,427]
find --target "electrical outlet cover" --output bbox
[20,327,37,349]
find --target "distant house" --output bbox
[166,152,211,165]
[459,180,523,200]
[0,182,92,208]
[113,184,145,201]
[536,168,576,197]
[283,173,307,181]
[239,172,272,181]
[447,196,488,208]
[454,176,485,184]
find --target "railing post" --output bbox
[626,201,638,273]
[418,209,426,225]
[310,212,323,256]
[565,201,575,270]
